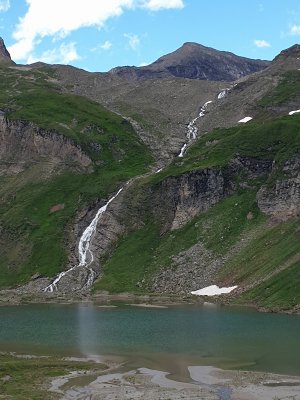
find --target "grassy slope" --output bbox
[95,108,300,310]
[0,66,152,287]
[259,70,300,107]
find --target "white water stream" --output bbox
[178,100,213,158]
[44,188,123,292]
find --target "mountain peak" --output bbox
[110,42,269,81]
[275,43,300,59]
[0,37,13,65]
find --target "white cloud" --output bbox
[124,33,140,50]
[142,0,184,11]
[0,0,10,12]
[289,24,300,35]
[8,0,184,62]
[254,39,271,48]
[8,0,134,61]
[100,40,112,50]
[27,42,80,64]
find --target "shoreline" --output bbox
[43,355,300,400]
[0,288,299,315]
[1,351,300,400]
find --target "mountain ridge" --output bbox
[109,41,269,81]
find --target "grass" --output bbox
[217,217,300,311]
[259,70,300,107]
[0,353,106,399]
[219,218,300,284]
[94,222,161,293]
[237,260,300,311]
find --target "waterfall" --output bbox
[44,188,123,292]
[178,100,213,158]
[217,89,228,99]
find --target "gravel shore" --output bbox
[49,360,300,400]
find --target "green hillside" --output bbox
[0,66,152,287]
[94,111,300,311]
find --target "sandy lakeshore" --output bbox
[48,360,300,400]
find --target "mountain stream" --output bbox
[44,188,123,292]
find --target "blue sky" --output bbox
[1,0,300,72]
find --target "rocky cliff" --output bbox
[0,113,91,176]
[0,37,13,65]
[257,157,300,221]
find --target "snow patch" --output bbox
[289,109,300,115]
[191,285,238,296]
[238,117,253,123]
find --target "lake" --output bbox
[0,302,299,376]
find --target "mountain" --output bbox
[109,42,269,81]
[0,38,299,312]
[0,37,14,65]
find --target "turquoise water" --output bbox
[0,303,299,375]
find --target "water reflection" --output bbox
[77,303,99,357]
[0,303,299,375]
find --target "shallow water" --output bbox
[0,302,299,376]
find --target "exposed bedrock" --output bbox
[0,114,91,175]
[257,156,300,221]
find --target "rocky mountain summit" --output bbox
[0,37,13,65]
[109,42,269,81]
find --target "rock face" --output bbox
[151,157,273,233]
[257,157,300,220]
[0,37,13,65]
[109,42,269,81]
[152,169,232,232]
[0,114,91,175]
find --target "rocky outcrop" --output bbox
[151,169,230,232]
[110,42,269,81]
[151,157,272,232]
[0,37,13,65]
[257,157,300,220]
[0,114,91,175]
[257,176,300,220]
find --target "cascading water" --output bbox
[44,188,123,292]
[178,100,213,158]
[217,89,228,99]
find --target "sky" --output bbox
[1,0,300,72]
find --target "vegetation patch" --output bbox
[0,353,106,400]
[219,218,300,284]
[259,70,300,107]
[236,260,300,311]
